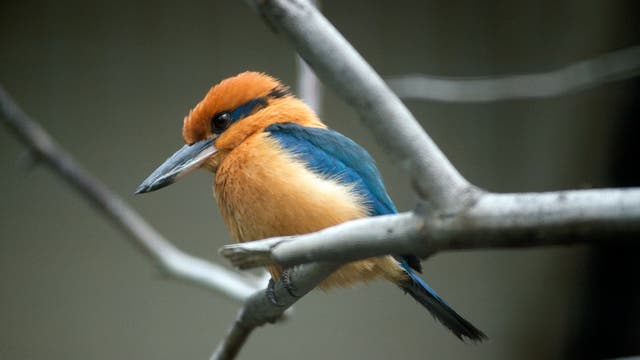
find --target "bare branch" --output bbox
[296,56,323,114]
[220,188,640,268]
[210,313,253,360]
[295,0,322,114]
[210,262,340,360]
[220,212,423,269]
[211,2,640,358]
[0,84,261,302]
[436,189,640,250]
[250,0,473,211]
[388,46,640,102]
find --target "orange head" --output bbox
[136,71,323,194]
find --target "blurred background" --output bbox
[1,1,639,359]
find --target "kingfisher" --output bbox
[136,71,486,341]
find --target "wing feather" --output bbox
[265,123,396,216]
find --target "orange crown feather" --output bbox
[182,72,286,144]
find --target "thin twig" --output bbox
[296,56,323,114]
[295,1,323,115]
[250,0,473,211]
[0,84,261,302]
[387,46,640,102]
[220,188,640,268]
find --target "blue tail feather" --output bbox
[397,260,487,342]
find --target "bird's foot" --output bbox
[282,267,300,298]
[265,268,300,306]
[266,278,284,307]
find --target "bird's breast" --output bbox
[214,132,369,243]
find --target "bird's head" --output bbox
[135,71,322,194]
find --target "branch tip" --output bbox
[220,243,277,269]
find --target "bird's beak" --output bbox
[135,138,216,194]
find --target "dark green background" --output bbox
[1,1,638,359]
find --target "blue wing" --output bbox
[264,124,486,341]
[265,122,422,273]
[265,123,397,216]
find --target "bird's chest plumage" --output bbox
[213,132,368,243]
[213,132,403,289]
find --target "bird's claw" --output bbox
[265,268,300,306]
[266,278,284,307]
[282,267,300,298]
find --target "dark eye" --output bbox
[211,112,232,134]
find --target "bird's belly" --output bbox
[214,134,404,288]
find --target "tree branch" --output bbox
[220,188,640,268]
[0,84,261,302]
[212,2,640,359]
[387,45,640,103]
[210,262,340,360]
[251,0,473,211]
[296,55,323,114]
[220,212,423,269]
[295,0,322,115]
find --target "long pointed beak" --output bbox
[135,138,216,194]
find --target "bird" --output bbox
[136,71,486,341]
